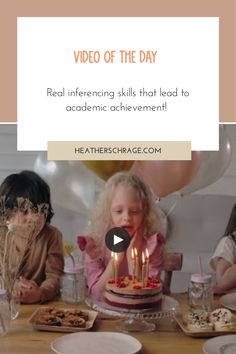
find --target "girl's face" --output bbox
[110,184,144,235]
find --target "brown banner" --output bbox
[1,0,235,122]
[47,141,191,160]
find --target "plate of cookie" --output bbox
[175,308,236,337]
[29,306,98,332]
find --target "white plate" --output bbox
[220,293,236,311]
[203,334,236,354]
[51,332,142,354]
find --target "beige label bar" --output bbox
[47,141,192,160]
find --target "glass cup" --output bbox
[0,289,10,335]
[188,273,213,312]
[61,265,85,304]
[10,297,20,320]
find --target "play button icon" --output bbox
[114,234,123,245]
[105,227,132,253]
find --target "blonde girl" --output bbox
[82,172,165,297]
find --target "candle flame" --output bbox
[145,248,149,260]
[131,248,134,259]
[134,248,138,257]
[142,251,145,264]
[114,253,118,261]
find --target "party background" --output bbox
[0,124,235,292]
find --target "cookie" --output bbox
[214,320,236,331]
[35,314,61,326]
[183,310,208,325]
[64,309,89,321]
[187,320,213,332]
[209,308,232,323]
[61,315,86,328]
[50,308,66,318]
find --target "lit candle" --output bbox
[142,251,146,288]
[145,248,149,284]
[134,247,139,281]
[114,252,118,285]
[131,248,135,283]
[111,251,115,280]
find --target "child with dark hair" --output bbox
[210,203,236,294]
[0,170,64,303]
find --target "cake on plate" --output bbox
[104,276,163,310]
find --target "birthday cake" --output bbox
[104,276,163,310]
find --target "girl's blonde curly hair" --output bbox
[87,171,164,246]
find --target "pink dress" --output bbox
[84,233,165,297]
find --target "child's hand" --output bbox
[213,286,225,295]
[213,285,236,295]
[13,277,42,303]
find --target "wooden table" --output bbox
[0,294,223,354]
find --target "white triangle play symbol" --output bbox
[114,234,123,245]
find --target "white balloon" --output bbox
[34,154,96,212]
[180,127,232,195]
